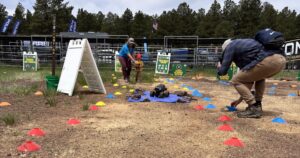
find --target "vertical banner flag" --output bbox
[68,19,77,32]
[12,20,21,35]
[1,16,13,33]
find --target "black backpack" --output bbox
[255,28,285,50]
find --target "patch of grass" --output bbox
[78,94,84,100]
[14,84,38,96]
[82,103,89,111]
[1,113,16,126]
[44,89,58,107]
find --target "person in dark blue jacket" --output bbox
[218,38,286,118]
[118,38,137,83]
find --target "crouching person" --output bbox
[218,29,286,118]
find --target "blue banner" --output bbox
[68,19,77,32]
[1,16,13,33]
[12,20,21,35]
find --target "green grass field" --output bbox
[0,65,299,95]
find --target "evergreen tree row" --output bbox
[0,0,300,39]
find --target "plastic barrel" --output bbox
[45,75,59,90]
[298,71,300,81]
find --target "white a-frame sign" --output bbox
[57,39,106,96]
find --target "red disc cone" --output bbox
[194,105,204,111]
[89,105,99,111]
[218,115,232,122]
[67,118,80,125]
[218,124,234,131]
[28,128,45,137]
[17,141,41,152]
[224,137,244,147]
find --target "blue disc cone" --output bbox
[203,97,212,102]
[272,117,287,124]
[106,93,115,99]
[226,106,237,112]
[205,104,216,109]
[288,93,297,97]
[192,90,203,97]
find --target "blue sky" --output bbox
[2,0,300,16]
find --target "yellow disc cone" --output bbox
[96,101,106,107]
[114,92,122,95]
[82,85,89,89]
[129,89,135,93]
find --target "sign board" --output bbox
[217,63,238,81]
[23,51,38,71]
[115,51,122,72]
[155,52,171,74]
[171,63,187,76]
[57,39,106,96]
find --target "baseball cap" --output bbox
[127,37,136,46]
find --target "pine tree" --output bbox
[175,2,197,35]
[196,0,222,37]
[118,8,133,35]
[101,12,120,34]
[259,2,278,30]
[276,7,297,39]
[132,11,152,37]
[31,0,73,34]
[236,0,262,37]
[0,3,8,28]
[10,2,25,34]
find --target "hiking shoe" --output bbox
[254,101,263,112]
[237,105,262,118]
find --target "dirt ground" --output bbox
[0,77,300,158]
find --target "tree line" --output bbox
[0,0,300,39]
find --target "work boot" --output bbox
[254,101,263,112]
[237,104,262,118]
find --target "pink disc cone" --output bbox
[28,128,45,137]
[67,118,80,125]
[218,124,234,131]
[194,105,205,111]
[17,141,41,152]
[218,115,232,122]
[89,105,99,111]
[224,137,244,147]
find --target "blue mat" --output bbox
[128,91,180,103]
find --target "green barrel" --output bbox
[298,71,300,81]
[45,75,59,90]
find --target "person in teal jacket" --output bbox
[118,38,137,83]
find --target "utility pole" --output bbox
[52,14,56,76]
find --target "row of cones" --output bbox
[194,104,244,147]
[18,117,83,152]
[18,128,46,152]
[217,115,244,147]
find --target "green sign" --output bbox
[171,63,186,76]
[155,52,171,74]
[23,52,38,71]
[217,63,238,81]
